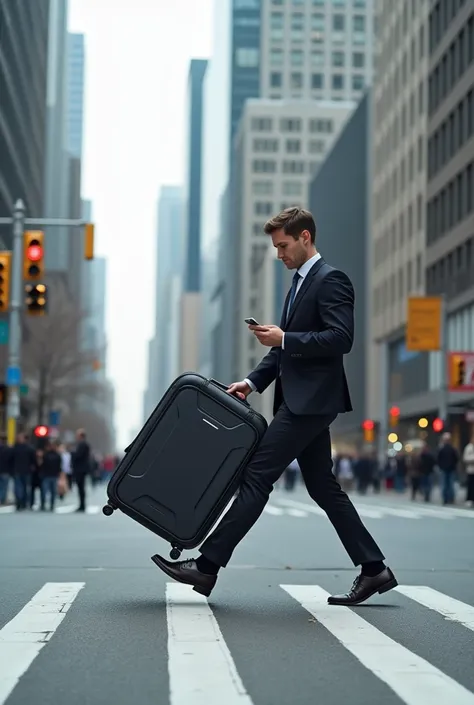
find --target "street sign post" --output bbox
[406,296,442,351]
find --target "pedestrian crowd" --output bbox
[0,428,119,512]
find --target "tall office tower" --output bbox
[67,34,85,158]
[143,186,184,422]
[424,2,474,445]
[43,0,70,271]
[232,99,354,416]
[0,0,50,221]
[260,0,374,102]
[368,1,430,439]
[179,60,208,373]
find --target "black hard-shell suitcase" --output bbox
[102,373,268,559]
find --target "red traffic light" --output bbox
[26,244,43,262]
[389,406,400,416]
[433,418,444,433]
[362,419,374,431]
[34,425,48,438]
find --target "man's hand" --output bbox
[249,324,284,347]
[227,380,252,401]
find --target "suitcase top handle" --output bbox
[208,378,250,407]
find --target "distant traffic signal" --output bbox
[84,223,94,260]
[0,251,12,312]
[23,231,44,281]
[33,425,49,438]
[389,406,400,428]
[25,283,48,316]
[433,418,444,433]
[362,419,374,443]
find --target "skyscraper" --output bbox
[143,186,184,421]
[0,0,50,221]
[180,60,208,374]
[67,34,85,159]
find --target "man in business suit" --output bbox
[152,207,397,604]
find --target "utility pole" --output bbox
[438,295,448,425]
[0,201,94,444]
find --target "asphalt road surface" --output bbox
[1,483,474,705]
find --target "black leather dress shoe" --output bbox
[327,567,398,606]
[151,555,217,597]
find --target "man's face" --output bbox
[271,228,311,270]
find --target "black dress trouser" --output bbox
[200,400,385,568]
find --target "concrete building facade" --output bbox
[368,0,431,431]
[233,99,354,418]
[0,0,50,221]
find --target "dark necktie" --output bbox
[285,271,301,322]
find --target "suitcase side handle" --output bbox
[208,378,251,407]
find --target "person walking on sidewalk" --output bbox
[152,207,397,605]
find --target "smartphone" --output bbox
[244,317,260,326]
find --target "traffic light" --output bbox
[25,283,48,316]
[33,425,49,438]
[389,405,400,428]
[84,223,94,260]
[23,231,44,281]
[362,419,374,443]
[0,251,11,312]
[433,417,444,433]
[449,354,465,388]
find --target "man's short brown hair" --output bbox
[263,207,316,243]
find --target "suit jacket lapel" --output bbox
[280,288,292,328]
[285,257,325,328]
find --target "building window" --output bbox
[311,13,325,30]
[252,160,277,173]
[253,181,273,196]
[283,181,302,196]
[254,201,273,216]
[283,160,305,174]
[333,14,345,31]
[291,72,303,89]
[352,75,364,91]
[280,118,302,131]
[270,49,283,66]
[332,51,345,67]
[291,50,304,66]
[270,72,282,88]
[309,118,333,133]
[270,11,284,38]
[286,139,301,153]
[311,73,324,89]
[251,118,272,131]
[353,52,365,68]
[235,48,259,67]
[309,139,324,153]
[332,74,344,90]
[311,50,324,66]
[253,138,278,152]
[353,15,365,32]
[291,12,305,36]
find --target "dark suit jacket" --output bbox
[247,257,353,416]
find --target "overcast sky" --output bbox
[69,0,213,447]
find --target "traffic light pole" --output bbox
[377,340,388,468]
[438,295,448,425]
[0,199,92,444]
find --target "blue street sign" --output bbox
[49,410,61,426]
[0,320,8,345]
[6,366,21,386]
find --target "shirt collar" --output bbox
[297,252,321,280]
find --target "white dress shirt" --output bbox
[244,252,321,393]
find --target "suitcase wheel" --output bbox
[170,546,182,560]
[102,504,114,517]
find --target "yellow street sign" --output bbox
[406,296,442,351]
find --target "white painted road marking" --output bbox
[281,584,474,705]
[166,583,254,705]
[263,505,285,516]
[0,582,84,704]
[395,586,474,632]
[276,497,384,519]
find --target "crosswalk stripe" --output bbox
[286,508,307,518]
[395,586,474,632]
[281,584,474,705]
[54,505,99,514]
[0,506,14,514]
[0,582,84,704]
[166,583,254,705]
[263,505,285,516]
